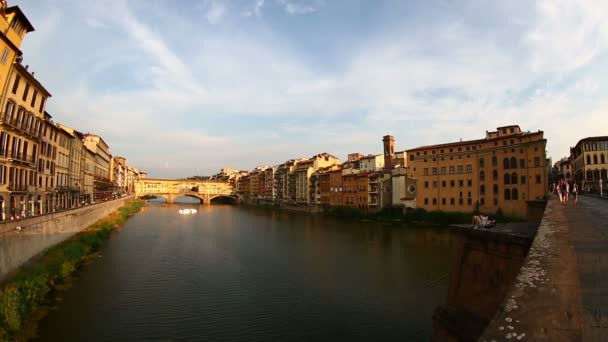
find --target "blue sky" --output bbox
[13,0,608,178]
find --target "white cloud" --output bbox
[277,0,321,15]
[205,1,226,24]
[13,0,608,177]
[526,0,608,73]
[254,0,265,17]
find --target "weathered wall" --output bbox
[431,225,534,341]
[0,196,134,283]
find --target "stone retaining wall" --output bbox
[479,198,582,341]
[0,196,134,283]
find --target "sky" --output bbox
[12,0,608,178]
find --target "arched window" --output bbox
[511,157,517,169]
[511,172,518,184]
[504,189,511,200]
[587,155,592,164]
[594,154,598,164]
[503,158,510,169]
[504,173,510,185]
[493,170,498,181]
[480,185,485,195]
[492,156,497,166]
[512,188,518,200]
[493,184,499,195]
[480,171,485,181]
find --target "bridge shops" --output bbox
[134,178,235,204]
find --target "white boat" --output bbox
[178,208,198,215]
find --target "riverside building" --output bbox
[0,61,49,218]
[570,136,608,194]
[407,125,548,218]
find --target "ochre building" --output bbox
[570,136,608,194]
[407,125,547,218]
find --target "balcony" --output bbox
[0,114,41,138]
[1,150,36,165]
[7,184,28,192]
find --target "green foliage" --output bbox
[0,286,21,333]
[323,206,366,219]
[325,205,474,225]
[17,274,50,316]
[0,200,144,339]
[492,207,523,223]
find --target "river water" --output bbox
[33,203,452,341]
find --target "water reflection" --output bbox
[34,204,452,341]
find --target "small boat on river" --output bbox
[178,208,198,215]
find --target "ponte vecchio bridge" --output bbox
[134,178,236,204]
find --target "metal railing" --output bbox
[0,113,41,138]
[7,184,28,192]
[1,150,36,163]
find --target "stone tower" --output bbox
[383,135,395,170]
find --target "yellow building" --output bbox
[0,62,50,218]
[57,124,86,203]
[570,136,608,194]
[110,156,127,194]
[0,3,34,110]
[55,123,71,208]
[82,146,95,202]
[407,125,547,218]
[38,112,60,212]
[83,134,112,201]
[294,153,340,205]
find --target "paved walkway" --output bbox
[567,195,608,340]
[480,195,608,341]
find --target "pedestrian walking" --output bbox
[564,180,570,205]
[556,180,563,205]
[573,182,579,207]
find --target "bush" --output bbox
[324,206,366,219]
[18,274,50,316]
[0,285,21,333]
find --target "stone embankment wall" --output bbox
[479,198,584,341]
[431,224,536,341]
[0,196,134,282]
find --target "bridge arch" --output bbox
[209,195,238,204]
[173,194,205,204]
[139,194,169,203]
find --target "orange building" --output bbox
[407,125,547,218]
[328,169,342,207]
[342,173,358,207]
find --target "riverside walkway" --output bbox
[481,194,608,341]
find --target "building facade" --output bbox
[0,60,49,219]
[83,134,112,201]
[570,136,608,194]
[407,125,547,218]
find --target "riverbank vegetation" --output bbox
[322,205,522,225]
[0,200,144,341]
